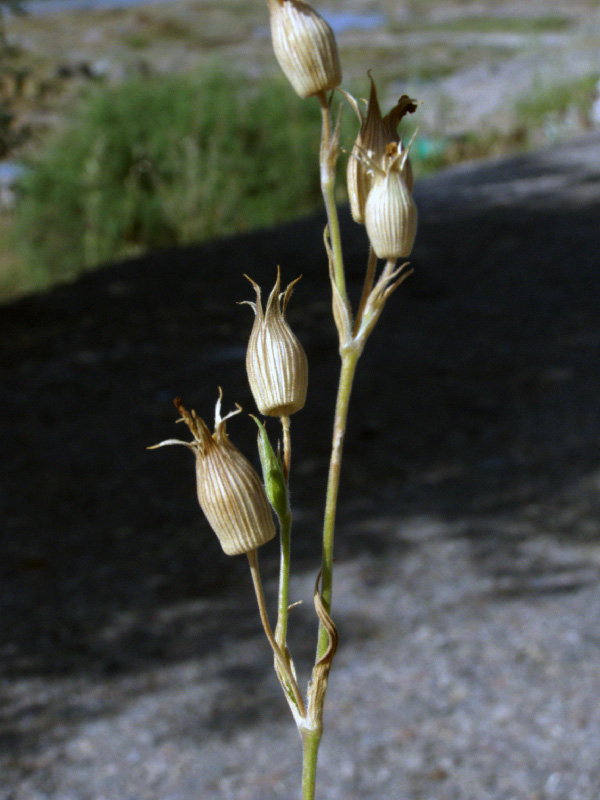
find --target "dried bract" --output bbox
[151,393,276,556]
[244,267,308,417]
[268,0,341,98]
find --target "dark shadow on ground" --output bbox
[1,133,599,691]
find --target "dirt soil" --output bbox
[1,131,600,798]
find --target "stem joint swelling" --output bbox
[340,338,363,359]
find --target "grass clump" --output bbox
[515,73,599,128]
[8,68,325,292]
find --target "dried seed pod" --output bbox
[346,76,417,224]
[268,0,341,99]
[365,143,418,260]
[243,267,308,417]
[151,393,276,556]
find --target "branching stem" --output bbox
[353,246,377,335]
[247,549,305,717]
[317,91,347,307]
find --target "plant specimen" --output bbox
[152,1,418,797]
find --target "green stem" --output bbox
[316,347,360,660]
[301,726,323,800]
[281,414,291,481]
[304,89,363,798]
[247,549,305,717]
[317,92,347,306]
[276,508,292,649]
[275,415,292,649]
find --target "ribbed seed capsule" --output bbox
[151,393,276,556]
[346,76,417,224]
[244,267,308,417]
[268,0,341,99]
[365,143,418,260]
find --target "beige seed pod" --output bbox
[267,0,341,99]
[243,267,308,417]
[151,393,276,556]
[346,76,418,224]
[365,143,418,260]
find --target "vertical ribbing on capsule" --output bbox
[268,0,341,98]
[243,267,308,417]
[197,432,276,555]
[364,143,418,260]
[346,76,418,224]
[150,394,276,556]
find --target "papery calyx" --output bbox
[150,392,276,556]
[244,266,308,417]
[268,0,341,98]
[364,140,418,260]
[346,75,418,224]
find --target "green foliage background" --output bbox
[11,69,331,290]
[11,62,591,296]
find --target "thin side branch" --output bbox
[247,549,306,718]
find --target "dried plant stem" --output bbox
[247,549,305,717]
[317,91,346,305]
[353,246,378,335]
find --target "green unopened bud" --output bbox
[253,416,289,519]
[243,267,308,417]
[151,392,276,556]
[267,0,341,99]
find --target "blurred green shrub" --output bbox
[11,68,329,289]
[515,73,598,128]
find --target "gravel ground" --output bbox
[2,133,600,799]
